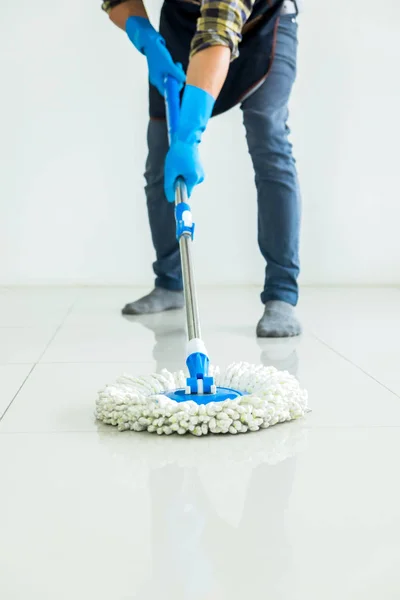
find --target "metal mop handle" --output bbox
[164,77,201,342]
[174,181,202,341]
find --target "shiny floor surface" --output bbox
[1,286,400,599]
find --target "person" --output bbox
[103,0,302,337]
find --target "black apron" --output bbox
[149,0,284,119]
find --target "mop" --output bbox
[95,77,308,436]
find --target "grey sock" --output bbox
[122,288,184,315]
[256,300,302,338]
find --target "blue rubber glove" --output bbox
[164,85,215,203]
[126,16,186,96]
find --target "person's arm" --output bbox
[106,0,148,29]
[106,0,231,98]
[186,46,230,99]
[102,0,185,95]
[164,0,257,202]
[187,0,256,99]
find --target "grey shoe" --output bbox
[257,300,302,338]
[122,288,184,315]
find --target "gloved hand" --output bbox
[164,85,215,203]
[126,16,186,96]
[164,139,204,202]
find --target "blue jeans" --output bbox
[144,15,300,306]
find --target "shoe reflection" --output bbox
[257,337,300,376]
[122,312,300,379]
[122,311,186,372]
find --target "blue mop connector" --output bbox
[186,339,216,394]
[165,337,244,404]
[175,202,195,240]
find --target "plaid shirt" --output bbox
[102,0,257,59]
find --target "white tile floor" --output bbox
[1,286,400,599]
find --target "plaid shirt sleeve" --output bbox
[101,0,125,12]
[190,0,257,60]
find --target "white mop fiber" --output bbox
[96,362,308,436]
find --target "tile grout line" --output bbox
[312,333,400,400]
[0,364,37,423]
[35,293,81,364]
[0,296,80,423]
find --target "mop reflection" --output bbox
[137,426,307,599]
[119,313,305,598]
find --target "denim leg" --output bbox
[145,119,183,291]
[241,16,301,306]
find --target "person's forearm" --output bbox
[186,46,231,99]
[108,0,148,29]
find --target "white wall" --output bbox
[1,0,400,285]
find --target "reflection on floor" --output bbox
[1,286,400,599]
